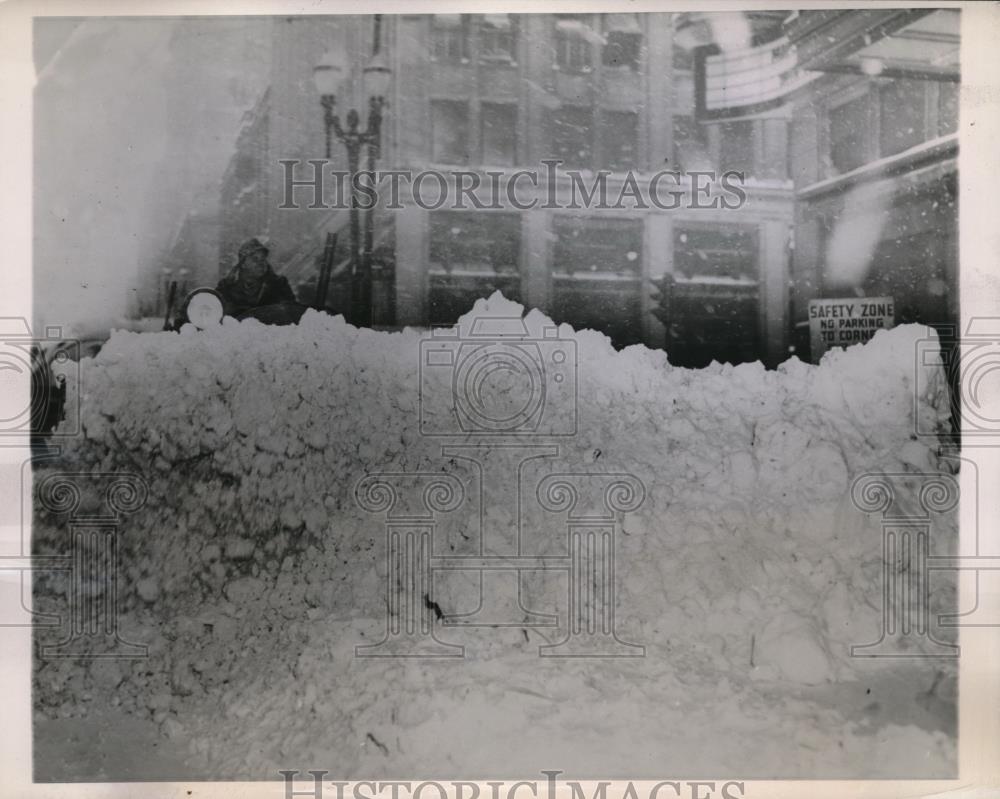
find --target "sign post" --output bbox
[808,297,895,362]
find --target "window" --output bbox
[428,212,521,324]
[938,81,959,136]
[552,216,644,348]
[718,119,755,175]
[552,106,593,168]
[553,216,643,276]
[864,196,954,325]
[602,14,642,71]
[430,100,469,164]
[429,212,521,274]
[668,224,761,367]
[761,118,788,179]
[480,14,517,63]
[553,106,641,172]
[671,14,696,71]
[879,79,927,157]
[673,115,709,170]
[829,93,870,174]
[603,31,641,70]
[604,111,639,171]
[673,225,759,280]
[431,14,471,63]
[555,15,593,73]
[481,103,518,166]
[672,45,694,72]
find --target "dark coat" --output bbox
[216,269,296,318]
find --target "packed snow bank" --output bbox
[33,293,958,778]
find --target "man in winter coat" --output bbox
[216,237,296,318]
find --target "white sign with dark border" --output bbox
[808,297,895,361]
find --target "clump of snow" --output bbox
[33,292,957,778]
[756,611,834,685]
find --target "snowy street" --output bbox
[31,294,958,779]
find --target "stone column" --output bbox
[536,473,646,657]
[850,473,959,658]
[35,472,149,659]
[355,472,466,657]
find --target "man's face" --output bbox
[240,250,269,281]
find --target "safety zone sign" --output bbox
[808,297,895,361]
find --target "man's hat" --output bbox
[237,237,270,263]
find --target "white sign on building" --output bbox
[808,297,895,361]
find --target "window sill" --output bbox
[552,272,642,282]
[429,267,520,279]
[673,275,759,287]
[479,56,518,67]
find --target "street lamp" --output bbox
[312,38,391,328]
[312,49,346,160]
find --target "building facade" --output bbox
[387,12,794,366]
[782,8,959,360]
[217,13,796,365]
[214,10,959,367]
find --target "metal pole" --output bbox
[346,130,362,327]
[321,96,335,160]
[359,99,382,329]
[320,37,387,329]
[358,148,375,328]
[355,16,384,328]
[315,232,337,311]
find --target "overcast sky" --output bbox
[33,17,270,331]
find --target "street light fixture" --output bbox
[363,49,392,100]
[312,49,347,159]
[312,33,391,328]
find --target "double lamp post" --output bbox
[312,27,391,328]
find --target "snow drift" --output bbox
[33,293,958,778]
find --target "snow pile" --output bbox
[33,293,957,778]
